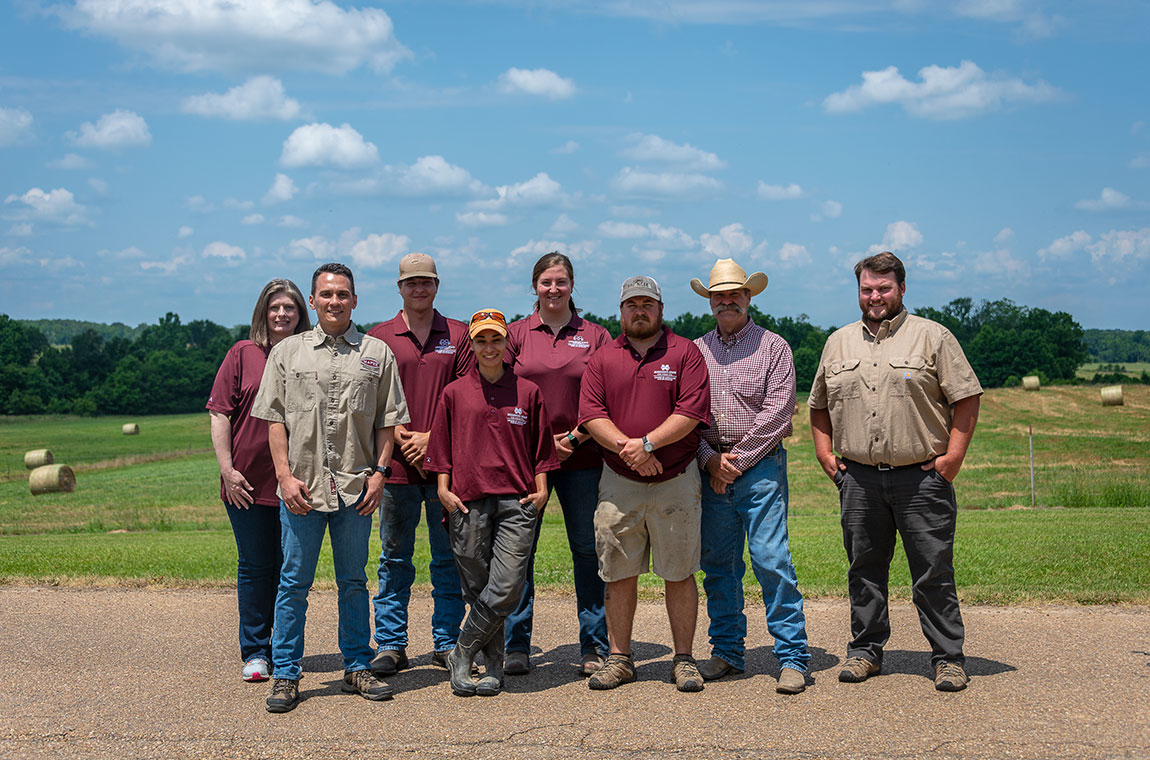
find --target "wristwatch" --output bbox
[641,435,654,453]
[374,465,393,478]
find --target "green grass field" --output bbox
[2,385,1148,603]
[1075,361,1150,379]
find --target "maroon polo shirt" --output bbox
[424,366,560,503]
[205,340,279,506]
[507,312,611,472]
[578,326,711,483]
[368,310,475,484]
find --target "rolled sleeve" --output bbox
[577,353,610,427]
[251,344,287,424]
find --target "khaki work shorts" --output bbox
[594,465,702,582]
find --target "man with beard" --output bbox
[809,251,982,692]
[690,258,811,695]
[578,275,711,692]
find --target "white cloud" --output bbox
[647,224,695,250]
[276,215,307,228]
[223,197,254,211]
[953,0,1058,38]
[7,223,33,236]
[141,248,193,273]
[622,133,726,170]
[288,227,410,269]
[551,140,580,155]
[497,68,575,100]
[178,225,194,238]
[203,241,246,263]
[757,181,805,201]
[242,213,265,225]
[1037,230,1090,261]
[811,199,843,222]
[263,173,298,205]
[700,223,765,261]
[549,213,578,235]
[610,205,659,218]
[0,245,33,265]
[2,187,90,226]
[1074,187,1148,212]
[185,195,214,213]
[87,178,109,195]
[469,172,563,210]
[868,221,924,254]
[613,167,723,198]
[1087,228,1150,266]
[60,0,410,75]
[106,245,147,259]
[824,60,1061,120]
[598,221,649,239]
[47,153,93,170]
[68,110,151,149]
[456,211,509,228]
[1131,154,1150,170]
[182,76,303,121]
[280,123,378,169]
[974,248,1030,278]
[778,242,812,267]
[994,227,1015,243]
[394,155,486,197]
[507,238,598,269]
[0,107,34,146]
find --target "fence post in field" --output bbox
[1029,424,1035,509]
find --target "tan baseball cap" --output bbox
[619,275,662,304]
[397,252,438,282]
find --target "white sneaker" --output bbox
[243,658,270,682]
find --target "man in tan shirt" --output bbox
[253,262,410,713]
[809,252,981,692]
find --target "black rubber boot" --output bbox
[476,621,505,697]
[449,603,501,697]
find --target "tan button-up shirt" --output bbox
[252,324,409,512]
[808,309,981,467]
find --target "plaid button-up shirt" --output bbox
[695,319,795,474]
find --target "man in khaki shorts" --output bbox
[578,275,711,692]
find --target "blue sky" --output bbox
[2,0,1148,331]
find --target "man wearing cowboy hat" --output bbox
[691,258,811,694]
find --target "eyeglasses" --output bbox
[470,310,506,325]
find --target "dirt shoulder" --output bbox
[1,587,1147,760]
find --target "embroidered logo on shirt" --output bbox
[434,338,457,355]
[361,357,380,370]
[653,363,677,381]
[507,407,528,426]
[567,335,590,349]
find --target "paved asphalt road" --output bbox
[1,587,1147,759]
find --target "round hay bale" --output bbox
[24,449,53,469]
[29,464,76,495]
[1022,376,1040,391]
[122,423,140,435]
[1101,385,1124,406]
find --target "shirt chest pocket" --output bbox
[350,375,379,415]
[286,371,317,413]
[825,359,862,400]
[732,374,763,401]
[888,356,935,397]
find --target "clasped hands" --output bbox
[616,437,662,478]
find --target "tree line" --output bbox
[0,299,1131,416]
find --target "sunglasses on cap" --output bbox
[469,310,506,325]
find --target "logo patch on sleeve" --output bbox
[507,407,528,426]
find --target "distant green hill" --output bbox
[1084,329,1150,363]
[18,319,147,346]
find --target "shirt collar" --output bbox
[715,317,756,346]
[528,310,581,335]
[614,325,671,358]
[468,363,514,389]
[392,309,448,337]
[863,308,909,340]
[310,322,362,346]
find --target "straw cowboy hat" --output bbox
[690,258,768,298]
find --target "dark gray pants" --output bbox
[837,461,965,668]
[448,495,538,619]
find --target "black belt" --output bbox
[844,458,931,471]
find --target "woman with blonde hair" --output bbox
[206,279,310,682]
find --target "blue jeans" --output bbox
[372,483,465,653]
[224,502,282,663]
[271,497,375,680]
[506,467,608,657]
[700,449,810,672]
